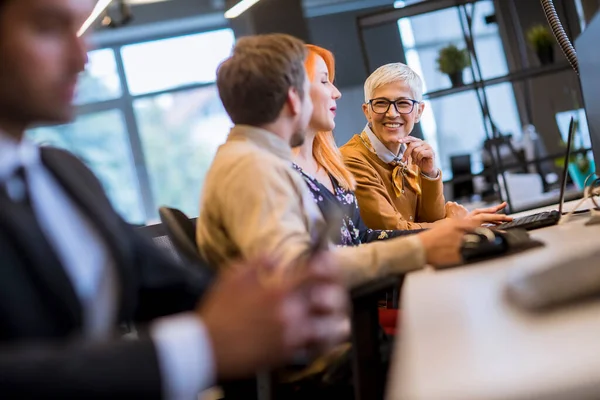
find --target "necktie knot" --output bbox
[4,166,30,204]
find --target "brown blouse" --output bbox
[340,134,446,230]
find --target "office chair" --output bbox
[137,222,182,264]
[156,207,271,399]
[155,207,400,400]
[158,206,216,272]
[139,217,270,399]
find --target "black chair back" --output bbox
[158,207,215,271]
[137,222,183,265]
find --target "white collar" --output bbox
[363,123,406,164]
[0,130,40,182]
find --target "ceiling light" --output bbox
[224,0,261,19]
[78,0,114,37]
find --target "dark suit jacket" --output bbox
[0,147,212,398]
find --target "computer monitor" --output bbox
[450,154,474,200]
[576,11,600,171]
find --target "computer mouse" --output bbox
[461,227,507,262]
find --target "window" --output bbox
[397,1,522,178]
[27,110,145,223]
[134,86,231,217]
[426,90,487,173]
[426,83,522,175]
[121,29,235,95]
[27,27,235,223]
[75,48,122,105]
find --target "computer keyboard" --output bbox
[496,210,561,231]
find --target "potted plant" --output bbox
[436,44,470,87]
[526,25,554,65]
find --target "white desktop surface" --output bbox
[387,198,600,400]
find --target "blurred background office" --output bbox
[29,0,600,224]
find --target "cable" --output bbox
[540,0,579,75]
[559,172,600,224]
[586,174,600,209]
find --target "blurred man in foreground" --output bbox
[0,0,348,397]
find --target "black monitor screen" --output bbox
[450,154,474,200]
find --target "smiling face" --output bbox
[308,55,341,132]
[362,80,425,154]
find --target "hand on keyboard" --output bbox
[496,211,561,231]
[446,202,513,225]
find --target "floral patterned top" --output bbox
[293,163,421,246]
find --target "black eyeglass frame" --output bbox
[367,97,421,115]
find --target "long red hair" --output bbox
[305,44,356,191]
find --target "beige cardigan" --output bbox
[196,125,426,288]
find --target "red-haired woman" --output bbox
[292,45,411,336]
[292,45,419,247]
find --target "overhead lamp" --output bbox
[78,0,114,37]
[101,0,134,28]
[224,0,261,19]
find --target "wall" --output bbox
[93,0,586,157]
[125,0,220,26]
[332,84,367,145]
[91,0,404,146]
[581,0,600,23]
[226,0,310,41]
[307,2,428,144]
[92,0,227,46]
[307,9,373,145]
[307,2,397,87]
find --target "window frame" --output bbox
[393,1,524,180]
[64,24,231,222]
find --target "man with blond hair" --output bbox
[340,62,509,230]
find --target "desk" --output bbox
[387,198,600,400]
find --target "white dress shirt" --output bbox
[0,132,213,399]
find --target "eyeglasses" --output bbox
[368,98,420,115]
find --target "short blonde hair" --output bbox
[364,63,424,103]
